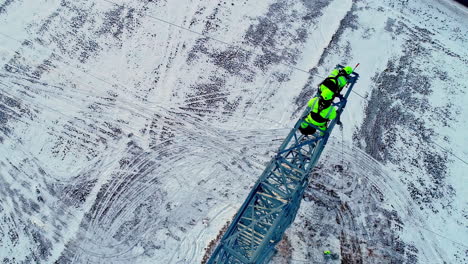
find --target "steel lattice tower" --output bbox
[208,67,359,264]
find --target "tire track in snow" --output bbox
[168,203,236,264]
[77,142,191,255]
[285,140,447,263]
[66,108,274,262]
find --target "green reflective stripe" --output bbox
[328,69,348,89]
[311,97,319,111]
[324,107,333,119]
[305,115,326,126]
[329,69,339,77]
[300,120,326,131]
[337,76,347,88]
[307,97,319,108]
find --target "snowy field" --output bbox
[0,0,467,263]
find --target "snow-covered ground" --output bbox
[0,0,466,263]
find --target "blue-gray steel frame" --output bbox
[208,67,359,264]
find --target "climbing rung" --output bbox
[271,171,301,181]
[237,223,266,239]
[261,182,288,198]
[257,191,287,203]
[271,170,301,182]
[238,230,263,244]
[252,204,273,212]
[280,162,305,175]
[240,216,272,227]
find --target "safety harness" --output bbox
[320,70,348,94]
[308,98,334,124]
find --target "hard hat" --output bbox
[321,88,334,101]
[324,250,331,255]
[343,66,353,75]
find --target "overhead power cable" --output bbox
[100,0,466,165]
[101,0,313,72]
[101,0,371,100]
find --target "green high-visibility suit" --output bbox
[299,97,337,135]
[319,68,349,99]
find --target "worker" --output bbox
[299,96,337,136]
[319,66,353,100]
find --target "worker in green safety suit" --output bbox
[299,96,337,136]
[319,66,353,100]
